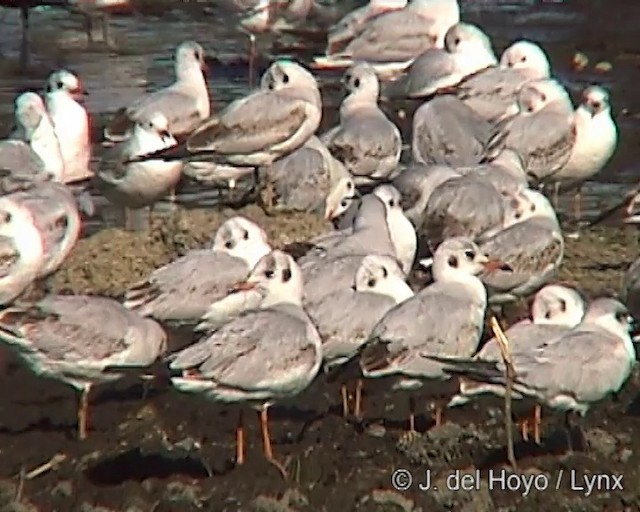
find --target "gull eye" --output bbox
[282,268,292,282]
[520,55,526,62]
[448,255,458,268]
[592,101,601,110]
[340,199,348,208]
[225,240,234,249]
[464,250,475,260]
[559,299,567,312]
[282,73,290,84]
[544,311,551,319]
[347,181,353,190]
[381,266,388,278]
[56,80,63,89]
[367,278,376,287]
[454,37,461,45]
[353,78,360,88]
[242,230,249,240]
[265,269,275,278]
[530,204,536,212]
[540,93,547,102]
[515,211,522,219]
[388,199,395,207]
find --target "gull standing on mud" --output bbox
[324,0,408,56]
[307,254,413,416]
[44,69,93,183]
[455,40,551,123]
[550,85,618,220]
[384,22,497,99]
[0,294,167,440]
[104,41,210,142]
[126,216,271,326]
[487,78,576,182]
[0,196,45,305]
[359,237,507,429]
[443,298,636,451]
[479,189,564,305]
[9,182,82,278]
[0,92,64,181]
[141,60,321,172]
[97,112,183,231]
[170,251,322,476]
[314,0,460,77]
[321,63,402,186]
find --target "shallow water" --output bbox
[0,0,639,223]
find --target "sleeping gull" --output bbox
[419,173,518,254]
[0,195,45,306]
[97,112,183,231]
[479,188,564,305]
[392,163,459,226]
[320,62,402,186]
[411,95,495,167]
[258,135,353,215]
[384,22,497,99]
[126,216,271,326]
[137,60,321,170]
[104,41,210,142]
[455,40,551,123]
[170,250,322,476]
[486,78,576,183]
[10,182,82,278]
[314,0,460,77]
[0,294,167,439]
[447,283,585,442]
[442,298,636,451]
[0,92,64,181]
[307,254,413,416]
[325,0,408,56]
[549,85,618,220]
[358,237,508,429]
[44,69,92,183]
[455,149,528,195]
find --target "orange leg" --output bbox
[408,396,416,432]
[259,407,287,478]
[340,384,349,417]
[533,404,542,445]
[518,418,529,442]
[236,410,245,466]
[78,384,92,440]
[433,404,443,428]
[354,379,363,419]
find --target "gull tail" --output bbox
[423,355,505,383]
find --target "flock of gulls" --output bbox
[1,0,638,478]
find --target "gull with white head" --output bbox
[487,78,576,182]
[0,196,45,306]
[455,40,551,123]
[104,41,210,142]
[126,216,270,326]
[170,250,322,476]
[321,62,402,186]
[384,22,498,99]
[359,237,508,429]
[0,294,167,440]
[550,85,618,220]
[0,92,64,182]
[480,188,564,305]
[44,69,92,183]
[314,0,460,78]
[138,61,321,172]
[97,112,183,231]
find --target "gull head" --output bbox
[324,176,357,221]
[212,216,271,268]
[45,69,87,100]
[235,250,303,307]
[583,298,635,341]
[432,237,509,282]
[136,112,175,145]
[175,40,208,75]
[580,85,611,118]
[261,60,317,92]
[500,40,550,79]
[445,22,497,67]
[14,92,47,137]
[342,62,380,101]
[531,284,585,327]
[372,184,403,215]
[354,254,414,303]
[517,78,571,115]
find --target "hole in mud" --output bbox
[84,448,210,485]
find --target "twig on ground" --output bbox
[24,453,67,480]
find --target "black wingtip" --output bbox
[125,144,190,164]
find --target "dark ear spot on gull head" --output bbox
[282,268,292,282]
[448,255,458,268]
[559,299,567,312]
[381,266,388,278]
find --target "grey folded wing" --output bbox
[0,140,46,176]
[480,220,563,292]
[387,49,456,99]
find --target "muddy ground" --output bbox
[0,208,639,512]
[2,0,640,511]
